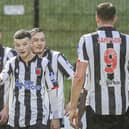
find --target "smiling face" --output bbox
[14,37,32,60]
[13,30,33,61]
[31,32,46,56]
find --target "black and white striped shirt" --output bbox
[78,27,129,115]
[43,49,74,118]
[0,45,16,110]
[1,55,59,127]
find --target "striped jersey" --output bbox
[43,49,74,118]
[77,26,129,115]
[0,55,59,127]
[0,45,16,110]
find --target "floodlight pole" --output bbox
[34,0,39,27]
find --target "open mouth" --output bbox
[36,47,42,50]
[19,52,25,54]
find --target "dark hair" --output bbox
[14,29,31,39]
[96,2,116,21]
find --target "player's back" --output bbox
[83,26,129,115]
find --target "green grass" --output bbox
[0,0,129,103]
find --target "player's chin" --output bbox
[35,50,43,55]
[19,54,28,59]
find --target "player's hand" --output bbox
[65,102,71,116]
[69,108,78,129]
[50,119,60,129]
[0,106,8,125]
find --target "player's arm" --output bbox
[57,53,74,78]
[0,56,13,124]
[69,35,89,128]
[0,99,9,124]
[0,60,12,84]
[44,65,60,129]
[77,88,87,128]
[0,60,12,122]
[70,35,89,110]
[50,52,74,129]
[69,60,88,128]
[57,54,74,117]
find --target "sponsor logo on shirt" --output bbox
[15,79,42,90]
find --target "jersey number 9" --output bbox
[104,48,117,74]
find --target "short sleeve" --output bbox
[77,36,89,62]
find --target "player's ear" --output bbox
[96,15,100,26]
[113,15,118,25]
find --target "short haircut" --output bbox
[13,29,31,39]
[30,28,43,33]
[96,2,116,21]
[29,28,44,36]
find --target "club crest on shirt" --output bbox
[35,68,42,76]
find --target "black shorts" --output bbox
[0,124,8,129]
[86,106,129,129]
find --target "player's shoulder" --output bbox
[81,33,92,38]
[6,56,17,65]
[3,46,11,53]
[80,32,97,42]
[120,32,129,38]
[50,50,61,55]
[78,32,96,46]
[7,48,17,57]
[82,31,97,37]
[3,46,16,55]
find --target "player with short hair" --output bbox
[0,29,60,129]
[69,2,129,129]
[30,28,74,129]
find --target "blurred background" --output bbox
[0,0,129,103]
